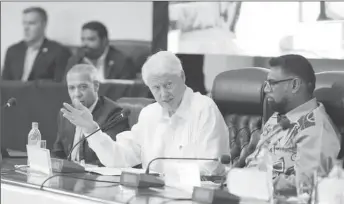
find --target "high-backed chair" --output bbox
[211,68,344,168]
[116,97,155,128]
[110,40,151,76]
[211,67,269,167]
[314,71,344,160]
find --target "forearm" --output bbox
[87,130,141,167]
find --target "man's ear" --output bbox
[94,81,100,92]
[291,78,302,93]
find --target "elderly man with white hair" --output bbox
[61,51,230,176]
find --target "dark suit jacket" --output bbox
[2,38,71,82]
[52,96,129,166]
[64,46,136,80]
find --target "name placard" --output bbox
[26,145,52,175]
[227,168,273,201]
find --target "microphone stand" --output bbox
[51,122,114,173]
[192,167,240,204]
[66,110,129,161]
[120,156,231,188]
[66,126,102,161]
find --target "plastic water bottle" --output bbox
[28,122,41,146]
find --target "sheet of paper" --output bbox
[226,168,272,201]
[178,162,201,187]
[165,162,201,193]
[85,167,157,176]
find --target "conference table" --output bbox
[0,80,151,152]
[1,158,272,204]
[1,158,193,204]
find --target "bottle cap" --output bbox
[32,122,38,128]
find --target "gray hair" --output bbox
[141,51,183,85]
[66,64,99,83]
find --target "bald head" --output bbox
[66,64,99,108]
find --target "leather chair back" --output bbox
[314,71,344,159]
[110,40,151,76]
[211,67,269,167]
[116,97,155,128]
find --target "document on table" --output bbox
[85,167,159,176]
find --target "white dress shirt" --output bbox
[22,40,44,81]
[83,47,109,82]
[85,87,230,175]
[71,98,98,162]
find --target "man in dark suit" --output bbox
[52,64,129,166]
[2,7,71,82]
[64,21,136,81]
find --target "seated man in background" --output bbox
[2,7,71,82]
[245,54,341,195]
[52,64,129,166]
[64,21,136,81]
[61,51,230,176]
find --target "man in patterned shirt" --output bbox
[245,54,341,195]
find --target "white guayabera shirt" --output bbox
[85,87,230,176]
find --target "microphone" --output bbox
[192,162,241,204]
[192,186,240,204]
[1,98,17,159]
[119,155,231,188]
[2,98,16,109]
[51,109,130,173]
[66,109,130,161]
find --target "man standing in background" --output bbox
[2,7,71,82]
[64,21,136,81]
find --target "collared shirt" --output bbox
[86,87,230,175]
[71,98,98,162]
[83,47,109,81]
[22,39,44,81]
[246,98,341,186]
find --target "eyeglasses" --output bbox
[264,78,295,92]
